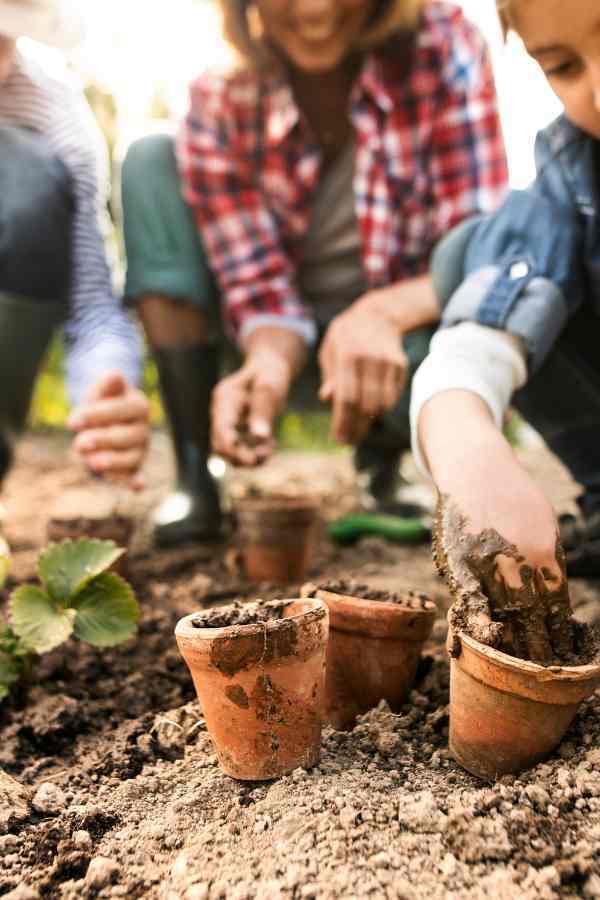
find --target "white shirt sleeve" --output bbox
[410,321,528,477]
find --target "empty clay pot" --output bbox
[175,598,329,780]
[317,588,437,730]
[450,632,600,780]
[236,498,319,583]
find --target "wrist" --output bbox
[359,276,439,334]
[244,326,307,378]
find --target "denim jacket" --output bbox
[437,115,600,373]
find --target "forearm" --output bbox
[419,389,514,489]
[241,325,309,381]
[356,275,440,335]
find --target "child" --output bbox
[411,0,600,657]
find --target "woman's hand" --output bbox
[212,326,307,467]
[420,390,573,663]
[68,371,150,490]
[319,297,408,445]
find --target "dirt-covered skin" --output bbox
[433,493,580,665]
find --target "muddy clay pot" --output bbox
[450,633,600,780]
[175,599,329,780]
[236,498,319,583]
[317,588,437,731]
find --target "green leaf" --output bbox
[0,535,10,590]
[0,650,22,701]
[73,573,139,648]
[10,586,76,654]
[38,539,124,604]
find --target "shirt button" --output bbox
[509,261,530,280]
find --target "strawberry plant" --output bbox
[0,538,139,700]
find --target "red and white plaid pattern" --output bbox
[178,1,508,341]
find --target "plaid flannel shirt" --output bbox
[177,1,508,345]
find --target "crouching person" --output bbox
[122,0,508,547]
[412,0,600,636]
[0,0,148,494]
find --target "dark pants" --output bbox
[433,220,600,513]
[0,125,72,457]
[121,134,433,457]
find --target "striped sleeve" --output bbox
[48,89,142,406]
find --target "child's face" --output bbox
[256,0,374,72]
[514,0,600,139]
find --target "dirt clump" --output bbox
[306,577,434,610]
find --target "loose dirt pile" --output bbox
[190,600,293,629]
[2,435,600,899]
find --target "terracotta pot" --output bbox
[450,632,600,780]
[236,498,319,584]
[317,588,437,730]
[175,598,329,780]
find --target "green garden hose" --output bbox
[328,512,430,546]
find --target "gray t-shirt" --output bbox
[298,141,366,328]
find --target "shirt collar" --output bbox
[264,52,394,147]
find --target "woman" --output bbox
[122,0,507,546]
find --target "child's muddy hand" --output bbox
[435,493,575,663]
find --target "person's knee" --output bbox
[122,133,175,202]
[0,126,73,301]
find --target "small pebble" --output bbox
[32,783,66,815]
[85,856,121,889]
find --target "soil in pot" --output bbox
[175,597,329,780]
[235,496,319,584]
[434,495,600,778]
[303,579,436,731]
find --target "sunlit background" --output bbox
[22,0,563,429]
[24,0,561,186]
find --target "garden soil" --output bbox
[2,433,600,899]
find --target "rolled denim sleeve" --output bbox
[436,126,586,374]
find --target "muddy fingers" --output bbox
[434,495,502,657]
[433,493,577,664]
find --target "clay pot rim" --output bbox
[458,632,600,683]
[235,496,320,513]
[317,588,436,618]
[317,589,436,642]
[175,598,327,642]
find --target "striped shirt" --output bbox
[0,51,141,406]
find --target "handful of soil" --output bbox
[302,578,434,611]
[434,494,599,667]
